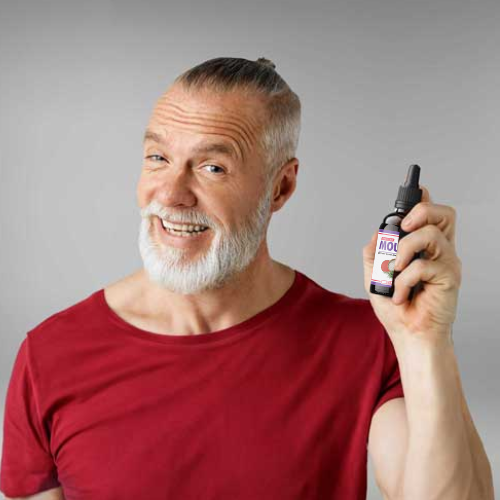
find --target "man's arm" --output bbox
[368,397,408,499]
[369,333,495,500]
[399,334,494,499]
[4,485,65,500]
[454,355,495,500]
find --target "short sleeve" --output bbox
[372,327,405,416]
[0,337,61,497]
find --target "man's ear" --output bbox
[271,158,299,212]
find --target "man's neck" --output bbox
[125,260,295,337]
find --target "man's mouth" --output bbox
[157,217,210,237]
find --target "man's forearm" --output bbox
[456,355,495,500]
[393,331,494,500]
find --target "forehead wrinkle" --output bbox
[153,106,254,156]
[151,105,254,162]
[153,112,248,161]
[144,123,245,162]
[155,99,258,155]
[144,128,240,160]
[152,120,246,160]
[161,99,259,138]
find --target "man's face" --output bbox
[136,85,275,295]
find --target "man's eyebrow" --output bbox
[143,130,165,145]
[143,129,239,160]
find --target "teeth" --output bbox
[165,227,206,237]
[160,218,208,233]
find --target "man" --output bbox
[0,57,494,500]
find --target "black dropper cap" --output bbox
[394,164,423,210]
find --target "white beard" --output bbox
[138,181,274,295]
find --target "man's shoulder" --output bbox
[26,288,100,345]
[26,271,139,346]
[301,271,372,312]
[299,271,382,335]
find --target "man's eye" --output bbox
[204,165,225,174]
[146,155,165,162]
[144,157,224,174]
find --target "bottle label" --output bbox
[371,229,400,288]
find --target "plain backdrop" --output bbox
[1,0,499,497]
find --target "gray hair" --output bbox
[172,57,301,186]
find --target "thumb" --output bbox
[362,229,378,294]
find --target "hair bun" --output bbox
[256,57,276,70]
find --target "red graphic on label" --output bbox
[381,260,391,272]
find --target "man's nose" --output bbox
[156,167,197,208]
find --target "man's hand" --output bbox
[362,185,462,345]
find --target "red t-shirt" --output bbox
[1,269,404,499]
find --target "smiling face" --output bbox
[136,84,278,295]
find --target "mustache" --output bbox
[141,203,213,227]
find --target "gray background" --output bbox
[1,0,498,497]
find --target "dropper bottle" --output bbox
[370,164,424,300]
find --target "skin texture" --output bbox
[115,83,300,336]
